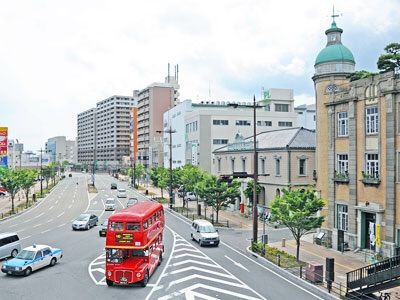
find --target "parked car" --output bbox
[98,219,108,237]
[117,188,127,198]
[185,192,197,201]
[1,244,62,276]
[0,233,21,259]
[104,198,116,211]
[72,214,98,230]
[191,220,219,247]
[126,197,138,208]
[0,187,7,197]
[111,183,117,190]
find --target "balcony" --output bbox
[361,171,380,186]
[333,171,349,184]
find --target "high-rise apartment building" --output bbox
[137,77,179,169]
[77,95,136,169]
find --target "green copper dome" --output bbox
[315,43,355,66]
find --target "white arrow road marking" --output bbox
[184,290,220,300]
[173,247,201,254]
[93,201,98,205]
[170,260,223,269]
[225,255,249,272]
[172,253,208,260]
[92,268,105,274]
[166,274,248,291]
[182,284,262,300]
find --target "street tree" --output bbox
[244,180,262,205]
[0,168,24,213]
[377,43,400,73]
[270,188,325,261]
[20,169,38,208]
[196,174,240,223]
[42,165,53,189]
[150,166,168,198]
[347,70,377,82]
[180,165,204,208]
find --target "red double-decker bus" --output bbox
[105,201,164,287]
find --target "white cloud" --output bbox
[0,0,399,149]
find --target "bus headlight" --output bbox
[136,272,141,278]
[107,271,112,277]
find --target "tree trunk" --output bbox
[25,189,30,209]
[296,238,300,262]
[161,188,164,199]
[216,205,219,224]
[46,179,49,189]
[11,195,15,214]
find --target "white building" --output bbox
[163,88,299,173]
[294,104,316,130]
[77,108,96,165]
[45,136,77,163]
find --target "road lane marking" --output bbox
[55,200,59,204]
[21,235,32,240]
[16,229,25,233]
[33,223,42,228]
[68,204,72,209]
[33,212,45,219]
[57,223,67,228]
[49,206,54,210]
[225,255,249,272]
[47,219,54,223]
[57,212,64,218]
[41,229,51,234]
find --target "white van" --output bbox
[105,198,116,211]
[0,233,21,259]
[117,189,127,198]
[190,220,219,247]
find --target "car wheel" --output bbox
[140,270,149,287]
[50,258,57,266]
[199,240,203,247]
[106,279,113,287]
[191,233,194,241]
[86,224,90,230]
[24,267,32,276]
[11,249,18,258]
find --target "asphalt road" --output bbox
[0,173,336,300]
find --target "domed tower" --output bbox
[313,14,356,247]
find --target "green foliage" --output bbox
[347,70,377,82]
[244,180,262,203]
[180,165,204,194]
[194,173,240,223]
[270,188,325,261]
[150,166,169,198]
[377,43,400,73]
[19,169,38,208]
[0,168,25,213]
[128,164,147,186]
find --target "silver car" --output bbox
[105,198,116,211]
[72,214,98,230]
[0,233,21,259]
[126,197,138,208]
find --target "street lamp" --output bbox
[228,95,265,244]
[156,126,176,209]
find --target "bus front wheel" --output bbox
[140,270,149,287]
[158,253,163,266]
[106,279,113,287]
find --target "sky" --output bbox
[0,0,399,151]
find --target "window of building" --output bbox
[275,159,281,176]
[213,120,229,125]
[299,159,306,176]
[365,153,379,178]
[236,120,251,126]
[213,139,228,145]
[261,158,266,174]
[366,106,379,134]
[337,204,348,231]
[337,154,349,174]
[257,121,272,126]
[241,158,246,172]
[337,112,348,137]
[275,104,289,112]
[231,159,235,173]
[217,159,221,173]
[278,121,292,127]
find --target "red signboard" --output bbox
[0,127,8,167]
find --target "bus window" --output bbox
[132,249,146,257]
[110,222,123,231]
[143,220,148,229]
[126,222,140,231]
[106,249,128,263]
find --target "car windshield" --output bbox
[16,250,35,260]
[118,190,126,193]
[77,215,89,221]
[200,225,216,233]
[106,200,114,204]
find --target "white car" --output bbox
[191,220,219,247]
[185,192,197,201]
[117,189,127,198]
[1,244,63,276]
[105,198,116,211]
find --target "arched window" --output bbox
[276,188,281,197]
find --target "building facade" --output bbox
[137,77,179,169]
[295,104,316,130]
[213,127,316,211]
[314,19,400,256]
[77,96,136,169]
[176,89,298,173]
[45,136,77,164]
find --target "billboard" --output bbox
[0,127,8,167]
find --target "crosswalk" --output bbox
[146,230,265,300]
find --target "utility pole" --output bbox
[92,148,96,186]
[38,148,44,196]
[156,127,176,209]
[252,95,259,244]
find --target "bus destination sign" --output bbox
[115,233,134,243]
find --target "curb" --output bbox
[245,247,340,300]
